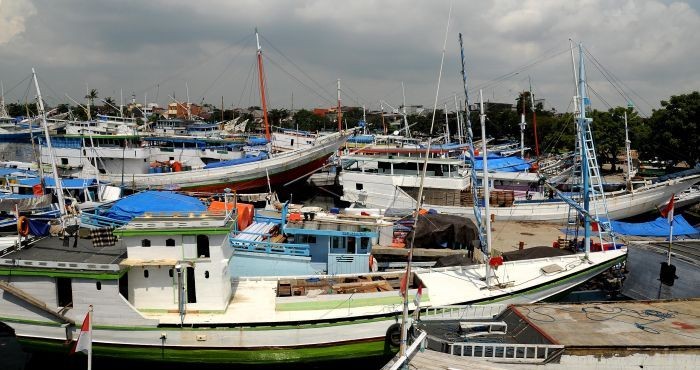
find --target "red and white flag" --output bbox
[413,284,423,307]
[660,194,675,225]
[399,270,408,297]
[71,308,92,355]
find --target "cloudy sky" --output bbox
[1,0,698,116]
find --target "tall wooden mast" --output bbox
[255,28,271,141]
[336,79,342,132]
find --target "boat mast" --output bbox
[401,81,410,138]
[362,105,367,135]
[32,68,67,216]
[454,94,463,144]
[458,33,487,252]
[380,101,387,134]
[255,28,271,142]
[529,77,539,159]
[336,79,342,132]
[576,44,591,258]
[479,90,492,286]
[186,82,191,120]
[399,2,452,357]
[86,83,91,121]
[0,81,10,118]
[520,90,526,158]
[624,110,633,190]
[444,104,450,143]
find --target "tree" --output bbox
[647,91,699,167]
[293,109,330,131]
[269,109,290,128]
[85,88,98,119]
[102,97,118,116]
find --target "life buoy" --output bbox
[369,255,378,272]
[17,216,30,237]
[385,323,402,348]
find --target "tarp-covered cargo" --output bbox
[104,191,206,221]
[405,213,479,249]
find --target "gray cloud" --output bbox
[1,0,698,117]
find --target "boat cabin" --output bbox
[228,204,386,277]
[116,212,234,312]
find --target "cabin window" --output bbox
[204,271,210,279]
[144,269,149,278]
[356,183,364,191]
[119,273,129,300]
[166,238,176,247]
[331,236,343,252]
[169,269,174,278]
[141,239,151,248]
[56,278,73,307]
[61,158,69,165]
[347,237,356,254]
[96,281,102,290]
[186,266,197,303]
[196,235,210,258]
[290,139,294,146]
[360,237,370,252]
[307,235,317,243]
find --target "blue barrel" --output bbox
[155,167,162,173]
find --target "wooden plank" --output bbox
[0,280,76,325]
[372,245,468,257]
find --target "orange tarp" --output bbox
[208,201,254,230]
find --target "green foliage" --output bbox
[268,108,290,127]
[6,102,37,117]
[646,91,699,166]
[293,109,331,131]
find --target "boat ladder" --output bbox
[448,342,564,364]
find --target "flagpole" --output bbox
[668,212,674,266]
[88,305,93,370]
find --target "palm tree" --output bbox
[103,96,117,116]
[85,88,98,119]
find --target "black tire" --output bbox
[386,323,402,347]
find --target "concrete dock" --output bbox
[405,299,700,369]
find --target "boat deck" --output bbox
[623,242,700,300]
[415,248,626,306]
[0,235,125,265]
[512,299,700,348]
[146,279,410,325]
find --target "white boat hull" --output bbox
[343,174,700,221]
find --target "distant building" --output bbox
[398,105,425,115]
[167,102,203,119]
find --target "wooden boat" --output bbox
[0,196,626,365]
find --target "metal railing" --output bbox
[381,329,428,370]
[0,258,121,272]
[230,239,310,257]
[449,342,564,363]
[422,304,507,321]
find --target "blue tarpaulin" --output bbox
[347,134,374,144]
[18,177,98,189]
[247,137,268,146]
[28,219,50,236]
[563,215,699,237]
[203,153,268,169]
[0,168,37,177]
[607,215,699,237]
[472,156,532,172]
[104,191,206,221]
